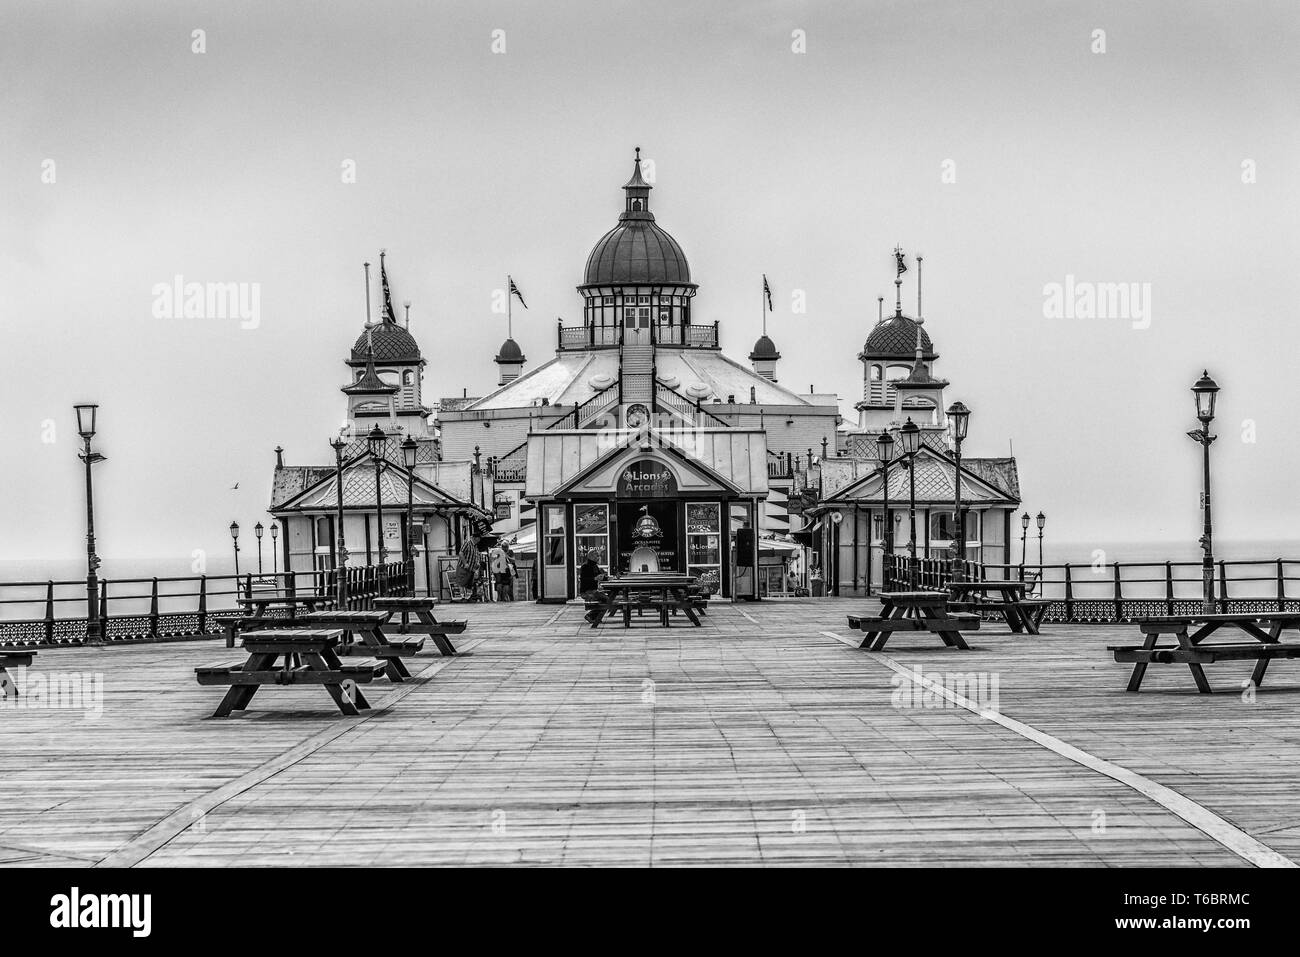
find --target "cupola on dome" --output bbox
[583,148,691,285]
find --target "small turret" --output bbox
[495,337,527,386]
[749,334,781,382]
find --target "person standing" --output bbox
[489,541,510,602]
[579,549,607,623]
[501,543,517,601]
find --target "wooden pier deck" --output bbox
[2,599,1298,867]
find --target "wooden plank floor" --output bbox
[1,599,1297,866]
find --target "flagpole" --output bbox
[761,277,766,336]
[507,275,512,338]
[363,261,372,325]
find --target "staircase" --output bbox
[620,341,655,408]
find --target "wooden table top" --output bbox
[948,581,1033,594]
[240,628,343,645]
[879,590,950,600]
[603,575,697,588]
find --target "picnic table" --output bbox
[371,597,465,656]
[292,610,422,681]
[223,593,334,647]
[195,629,386,717]
[589,574,702,629]
[846,590,980,650]
[0,650,36,698]
[947,580,1050,635]
[1111,612,1300,693]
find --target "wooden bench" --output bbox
[1113,613,1300,692]
[196,629,386,717]
[0,650,35,698]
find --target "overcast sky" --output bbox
[3,0,1298,566]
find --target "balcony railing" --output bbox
[654,383,730,428]
[558,323,620,350]
[656,322,719,348]
[556,321,720,351]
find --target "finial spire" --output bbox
[893,245,907,316]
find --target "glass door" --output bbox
[573,504,610,591]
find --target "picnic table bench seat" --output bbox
[196,657,388,684]
[1,650,35,698]
[1116,613,1300,692]
[196,629,389,717]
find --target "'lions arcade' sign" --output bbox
[617,460,677,498]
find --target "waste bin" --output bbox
[811,578,825,597]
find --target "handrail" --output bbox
[654,382,730,428]
[546,385,620,431]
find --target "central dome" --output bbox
[582,148,691,286]
[350,321,422,363]
[863,314,936,359]
[585,221,691,284]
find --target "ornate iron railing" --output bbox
[882,554,1300,623]
[494,441,528,482]
[0,562,412,648]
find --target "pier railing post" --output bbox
[1063,565,1074,621]
[43,579,54,647]
[149,578,160,639]
[1278,559,1286,612]
[97,581,108,642]
[1218,561,1229,613]
[1112,563,1123,621]
[198,576,208,633]
[1165,561,1174,616]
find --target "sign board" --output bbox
[617,460,677,498]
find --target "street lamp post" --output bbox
[401,436,418,593]
[1189,371,1220,614]
[946,401,971,582]
[270,521,279,579]
[876,431,895,589]
[367,426,388,566]
[74,404,105,644]
[1036,511,1046,570]
[254,522,264,577]
[229,521,241,599]
[1020,511,1031,572]
[899,417,921,587]
[329,435,350,606]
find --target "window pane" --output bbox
[574,504,607,534]
[545,537,565,565]
[545,506,566,534]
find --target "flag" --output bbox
[380,249,397,323]
[762,274,773,312]
[508,275,528,310]
[894,247,908,277]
